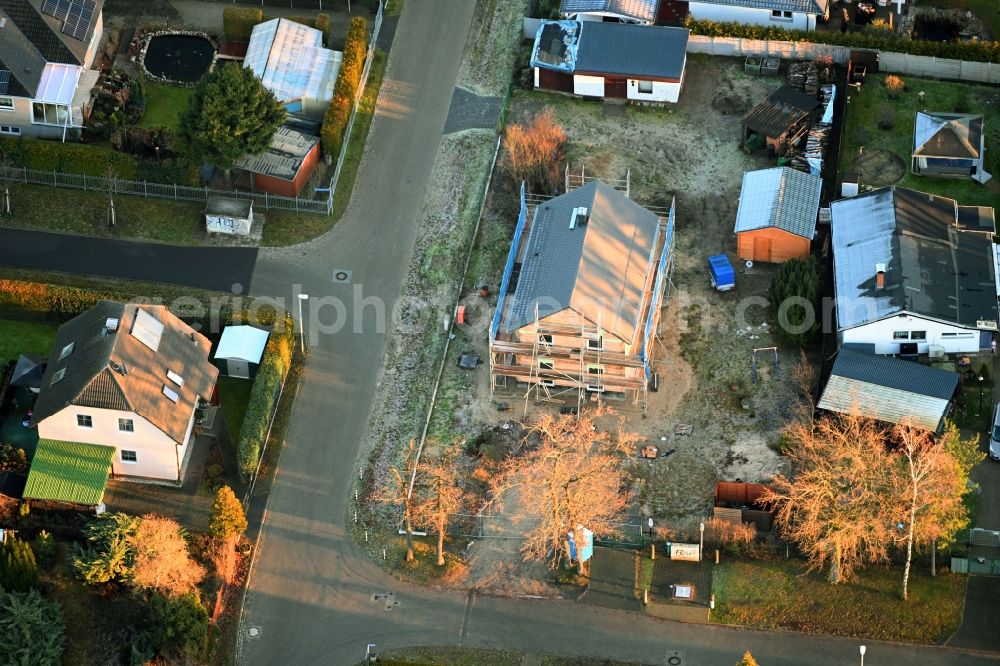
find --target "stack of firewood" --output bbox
[787,62,820,96]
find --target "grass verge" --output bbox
[385,0,404,16]
[0,318,59,360]
[711,559,966,643]
[215,376,254,443]
[0,182,205,244]
[139,83,194,131]
[840,73,1000,209]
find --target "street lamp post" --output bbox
[699,521,705,561]
[859,645,866,666]
[979,375,984,421]
[297,293,309,354]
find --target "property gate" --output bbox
[968,557,1000,576]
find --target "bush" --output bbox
[320,16,368,156]
[149,592,209,658]
[768,256,820,346]
[0,136,138,178]
[0,442,28,473]
[0,279,130,320]
[684,17,1000,63]
[877,104,895,130]
[500,109,566,193]
[222,7,263,42]
[0,537,39,592]
[210,485,248,540]
[237,314,295,480]
[884,74,904,97]
[0,588,66,666]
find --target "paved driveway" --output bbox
[0,227,256,291]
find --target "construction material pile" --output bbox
[789,83,835,176]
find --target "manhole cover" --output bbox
[665,651,684,665]
[332,269,352,284]
[247,626,261,638]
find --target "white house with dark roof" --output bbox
[0,0,103,140]
[685,0,828,30]
[559,0,664,24]
[489,181,675,408]
[531,20,689,103]
[912,111,989,183]
[31,301,219,482]
[830,187,998,356]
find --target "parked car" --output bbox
[990,404,1000,461]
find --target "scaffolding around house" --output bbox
[488,188,677,414]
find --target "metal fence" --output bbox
[687,35,1000,84]
[326,1,385,201]
[2,166,330,215]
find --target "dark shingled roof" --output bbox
[559,0,661,22]
[503,180,661,344]
[742,85,820,138]
[818,348,959,432]
[576,21,688,81]
[32,301,219,445]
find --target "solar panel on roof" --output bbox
[42,0,72,22]
[0,71,10,96]
[57,0,96,41]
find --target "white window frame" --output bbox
[770,9,794,20]
[538,333,553,345]
[31,101,70,127]
[587,364,605,375]
[892,331,909,340]
[0,97,13,111]
[910,331,927,341]
[77,414,93,428]
[51,367,66,385]
[0,125,20,136]
[120,450,138,463]
[587,336,604,351]
[637,80,653,94]
[118,418,134,433]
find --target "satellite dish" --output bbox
[745,260,754,269]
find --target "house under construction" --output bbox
[489,180,676,412]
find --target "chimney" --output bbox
[875,263,886,289]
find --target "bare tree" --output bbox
[763,412,897,583]
[132,515,205,597]
[893,422,981,595]
[105,165,118,228]
[0,153,11,216]
[378,439,419,562]
[411,449,468,566]
[490,407,637,573]
[500,109,567,194]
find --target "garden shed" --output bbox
[214,325,270,379]
[734,167,822,263]
[205,197,254,236]
[741,85,820,157]
[912,111,988,183]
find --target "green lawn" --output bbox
[840,73,1000,209]
[1,182,205,244]
[952,382,993,431]
[0,319,59,362]
[215,376,254,440]
[139,83,194,131]
[712,559,966,643]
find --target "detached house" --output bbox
[531,20,689,104]
[31,301,219,483]
[0,0,104,140]
[830,187,998,356]
[489,181,675,409]
[680,0,828,30]
[912,111,990,184]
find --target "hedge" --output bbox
[0,137,139,179]
[236,313,294,480]
[320,16,369,156]
[684,17,1000,64]
[222,7,263,42]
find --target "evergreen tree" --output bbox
[768,257,820,346]
[0,587,66,666]
[210,485,248,540]
[0,537,38,592]
[73,512,140,585]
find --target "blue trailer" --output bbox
[708,254,735,291]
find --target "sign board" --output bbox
[978,319,998,331]
[670,543,700,561]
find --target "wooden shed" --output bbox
[741,85,820,157]
[734,167,822,263]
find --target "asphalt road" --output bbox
[0,227,256,291]
[238,4,1000,665]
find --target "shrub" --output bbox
[209,485,248,540]
[867,18,892,32]
[222,7,263,42]
[149,592,209,658]
[877,104,895,130]
[0,588,66,666]
[31,531,58,569]
[237,314,295,479]
[0,279,130,320]
[0,537,39,592]
[683,17,1000,63]
[0,442,28,473]
[500,109,566,194]
[884,74,904,97]
[314,12,331,46]
[768,256,820,346]
[320,16,369,156]
[0,137,138,178]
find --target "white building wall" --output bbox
[37,406,194,481]
[687,2,812,30]
[627,78,682,103]
[840,313,985,355]
[83,13,104,69]
[573,74,605,98]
